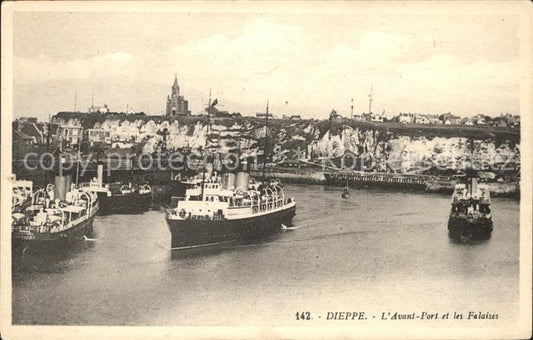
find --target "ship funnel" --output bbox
[97,163,104,186]
[235,172,249,191]
[205,163,214,179]
[222,173,236,190]
[470,177,478,197]
[54,174,72,201]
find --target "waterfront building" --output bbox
[13,130,35,146]
[85,128,111,144]
[12,120,59,145]
[60,126,83,146]
[166,74,190,116]
[16,117,38,124]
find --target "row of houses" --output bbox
[330,109,385,122]
[13,118,111,148]
[393,112,520,127]
[255,112,302,120]
[328,109,520,127]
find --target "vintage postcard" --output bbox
[1,1,531,339]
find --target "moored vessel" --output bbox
[12,174,99,252]
[79,164,152,214]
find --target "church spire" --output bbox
[172,73,180,96]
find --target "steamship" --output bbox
[165,170,296,249]
[11,174,100,251]
[79,163,152,214]
[448,169,493,240]
[164,98,296,249]
[447,139,493,241]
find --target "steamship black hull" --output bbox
[97,192,152,214]
[166,205,296,249]
[12,214,97,253]
[447,216,493,241]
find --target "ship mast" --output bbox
[368,86,373,114]
[200,90,212,199]
[262,100,269,186]
[75,143,81,187]
[45,113,50,185]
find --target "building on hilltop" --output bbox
[166,74,190,116]
[88,104,110,114]
[256,112,275,119]
[396,112,414,124]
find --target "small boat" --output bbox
[12,175,99,252]
[341,189,351,199]
[341,181,351,199]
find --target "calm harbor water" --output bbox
[12,184,519,326]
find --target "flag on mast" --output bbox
[211,98,218,107]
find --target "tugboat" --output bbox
[79,164,152,214]
[11,174,99,252]
[165,98,296,249]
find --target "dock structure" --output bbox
[324,171,428,191]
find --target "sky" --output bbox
[10,2,524,121]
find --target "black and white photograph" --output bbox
[1,1,531,339]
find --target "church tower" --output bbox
[166,74,190,116]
